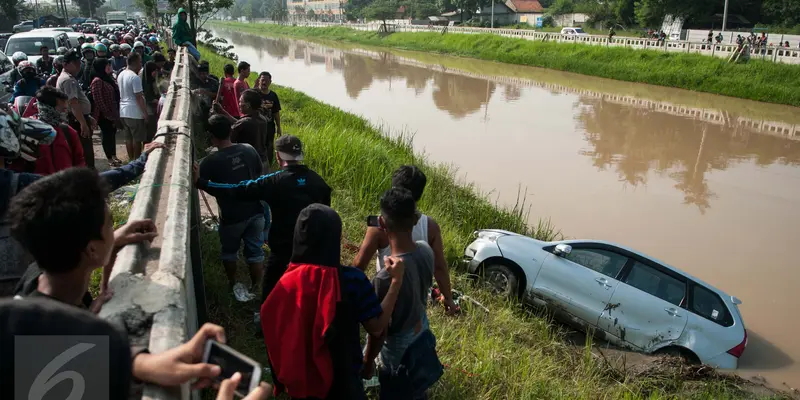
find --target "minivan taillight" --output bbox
[727,330,747,358]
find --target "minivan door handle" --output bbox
[664,308,681,317]
[594,277,611,288]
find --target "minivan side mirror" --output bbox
[554,244,572,257]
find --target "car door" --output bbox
[532,245,630,327]
[597,260,688,351]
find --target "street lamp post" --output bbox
[722,0,729,32]
[490,0,494,29]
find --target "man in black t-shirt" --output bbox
[256,72,281,160]
[199,115,265,302]
[213,89,270,171]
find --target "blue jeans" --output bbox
[182,42,200,60]
[218,214,265,263]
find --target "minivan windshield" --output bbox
[574,28,586,34]
[4,37,57,56]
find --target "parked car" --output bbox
[560,27,588,36]
[13,21,35,33]
[4,31,71,64]
[464,230,747,369]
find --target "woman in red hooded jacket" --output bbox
[10,86,85,174]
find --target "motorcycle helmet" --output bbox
[110,44,121,52]
[120,43,132,51]
[86,36,95,43]
[149,36,158,44]
[56,46,68,55]
[133,41,145,49]
[81,43,95,53]
[0,107,21,159]
[0,107,56,162]
[11,52,27,64]
[101,38,110,46]
[19,118,57,162]
[52,55,64,68]
[16,60,35,74]
[109,34,118,42]
[94,43,108,53]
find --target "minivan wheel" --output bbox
[483,264,519,298]
[654,346,699,365]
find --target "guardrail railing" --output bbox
[243,20,800,65]
[99,46,205,400]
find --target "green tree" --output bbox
[364,0,398,29]
[547,0,575,16]
[345,0,372,20]
[242,0,253,19]
[306,8,316,20]
[407,0,440,18]
[762,0,800,27]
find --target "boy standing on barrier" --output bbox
[199,115,265,303]
[362,188,443,400]
[193,135,331,330]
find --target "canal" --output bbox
[212,27,800,388]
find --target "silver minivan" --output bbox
[464,230,748,369]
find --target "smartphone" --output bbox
[366,215,380,227]
[202,340,261,397]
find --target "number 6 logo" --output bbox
[28,343,96,400]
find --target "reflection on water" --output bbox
[246,31,800,213]
[217,28,800,388]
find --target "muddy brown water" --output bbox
[213,28,800,390]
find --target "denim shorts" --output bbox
[218,214,265,263]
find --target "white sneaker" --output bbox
[233,282,253,302]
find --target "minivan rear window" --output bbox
[624,261,686,307]
[690,285,733,327]
[5,37,57,56]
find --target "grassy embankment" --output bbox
[212,21,800,107]
[196,45,787,399]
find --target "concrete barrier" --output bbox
[99,46,206,400]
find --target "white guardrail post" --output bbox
[99,46,204,400]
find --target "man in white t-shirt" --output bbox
[117,52,149,160]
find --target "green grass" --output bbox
[198,45,790,399]
[211,21,800,107]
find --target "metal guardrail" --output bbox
[247,20,800,65]
[98,46,205,400]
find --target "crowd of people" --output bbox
[0,12,457,399]
[5,22,177,170]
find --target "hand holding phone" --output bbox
[203,340,262,397]
[366,215,380,228]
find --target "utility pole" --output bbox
[722,0,729,32]
[490,0,494,29]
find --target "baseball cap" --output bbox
[276,135,304,161]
